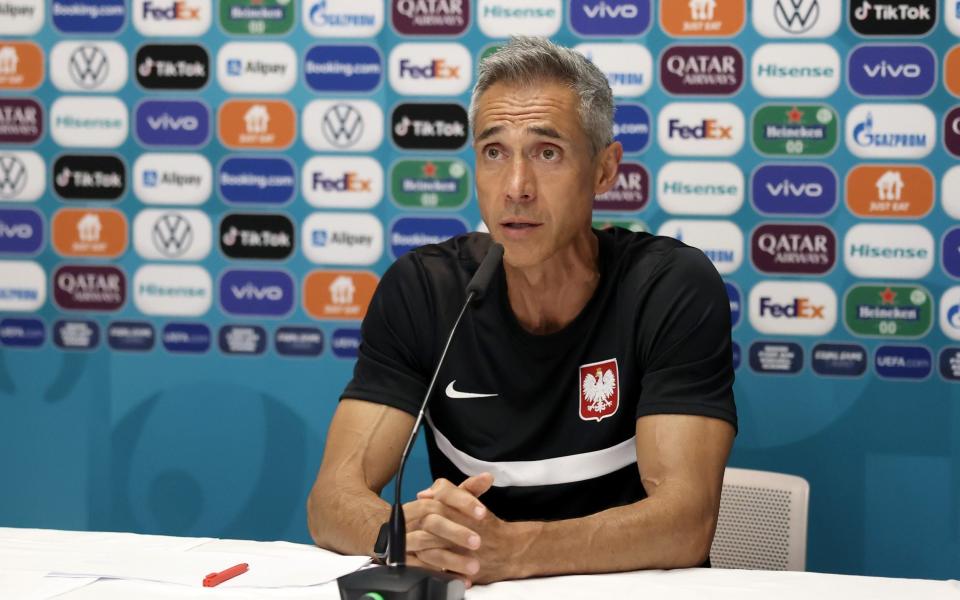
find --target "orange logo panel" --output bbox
[218,99,296,149]
[946,46,960,98]
[0,42,43,90]
[53,208,128,257]
[660,0,745,36]
[303,270,378,321]
[846,165,933,219]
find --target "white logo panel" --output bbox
[656,219,743,274]
[657,102,745,157]
[302,156,383,209]
[0,151,45,202]
[133,264,212,316]
[217,42,297,94]
[302,0,384,37]
[388,43,472,97]
[846,103,936,159]
[301,212,383,265]
[656,161,744,216]
[574,43,652,97]
[844,223,934,279]
[133,153,211,205]
[752,0,842,37]
[940,287,960,341]
[50,41,128,92]
[50,96,128,148]
[133,209,212,261]
[943,166,960,220]
[948,2,960,36]
[752,43,840,98]
[133,0,212,36]
[477,0,562,37]
[302,100,383,152]
[0,0,44,35]
[749,280,837,336]
[0,260,45,311]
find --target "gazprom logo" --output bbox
[656,219,743,274]
[846,103,936,159]
[575,43,652,97]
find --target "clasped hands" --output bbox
[402,472,516,586]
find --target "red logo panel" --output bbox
[579,358,619,422]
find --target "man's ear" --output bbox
[594,141,624,196]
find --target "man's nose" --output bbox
[505,156,535,203]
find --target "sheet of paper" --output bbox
[0,570,99,600]
[43,549,369,588]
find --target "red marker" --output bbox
[203,563,249,587]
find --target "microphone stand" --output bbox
[337,243,503,600]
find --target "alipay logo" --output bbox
[302,212,383,265]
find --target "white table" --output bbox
[1,528,958,600]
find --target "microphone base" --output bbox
[337,564,465,600]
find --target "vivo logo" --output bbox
[848,45,935,97]
[865,61,920,78]
[232,283,283,301]
[219,269,294,317]
[136,100,209,147]
[585,2,637,18]
[752,164,836,215]
[147,114,198,131]
[768,179,821,197]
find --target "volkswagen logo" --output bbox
[0,155,27,198]
[775,0,820,33]
[152,213,194,257]
[69,45,110,89]
[321,103,364,148]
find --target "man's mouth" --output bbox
[501,220,542,230]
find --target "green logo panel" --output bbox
[844,284,932,338]
[220,0,294,34]
[390,159,470,209]
[753,104,838,157]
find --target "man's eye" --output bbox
[486,147,500,159]
[542,148,558,160]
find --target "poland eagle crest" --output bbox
[579,358,619,422]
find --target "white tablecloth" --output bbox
[1,528,957,599]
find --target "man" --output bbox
[308,36,737,586]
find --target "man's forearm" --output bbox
[307,480,390,557]
[505,489,715,579]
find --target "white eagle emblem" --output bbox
[583,368,616,413]
[578,358,620,422]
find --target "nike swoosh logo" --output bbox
[445,381,497,399]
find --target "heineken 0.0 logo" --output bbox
[753,104,838,156]
[220,0,294,34]
[390,159,469,209]
[844,284,932,338]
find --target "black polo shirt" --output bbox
[342,227,737,522]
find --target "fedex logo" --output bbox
[398,59,460,79]
[312,171,372,192]
[759,296,825,319]
[667,118,733,139]
[142,0,201,19]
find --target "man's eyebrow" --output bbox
[474,125,565,142]
[475,125,502,142]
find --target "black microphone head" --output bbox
[465,242,504,301]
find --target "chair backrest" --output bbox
[709,467,810,571]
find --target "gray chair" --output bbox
[710,467,810,571]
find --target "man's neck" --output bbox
[504,231,601,335]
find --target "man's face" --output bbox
[472,80,619,268]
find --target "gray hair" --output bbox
[469,36,615,156]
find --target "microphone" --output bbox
[337,242,504,600]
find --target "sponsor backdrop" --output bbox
[0,0,958,578]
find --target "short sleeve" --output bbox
[635,246,737,431]
[339,254,435,417]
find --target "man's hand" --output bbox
[403,473,521,585]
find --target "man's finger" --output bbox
[417,513,481,551]
[414,547,480,578]
[459,472,494,498]
[429,479,488,520]
[405,554,473,589]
